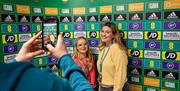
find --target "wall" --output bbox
[0,0,179,91]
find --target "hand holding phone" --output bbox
[42,16,59,51]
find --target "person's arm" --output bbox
[111,44,128,91]
[58,54,93,91]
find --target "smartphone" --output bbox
[42,16,59,51]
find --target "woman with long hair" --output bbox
[72,36,96,89]
[97,22,129,91]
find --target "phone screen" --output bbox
[42,17,58,50]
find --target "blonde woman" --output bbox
[97,22,129,91]
[72,36,97,89]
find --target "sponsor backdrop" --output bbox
[0,0,179,91]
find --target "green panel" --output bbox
[32,24,42,32]
[144,59,160,69]
[59,24,73,31]
[115,22,127,30]
[86,22,100,30]
[145,21,162,30]
[1,24,17,33]
[161,79,179,90]
[128,40,143,49]
[162,41,180,51]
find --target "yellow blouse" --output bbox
[97,43,128,91]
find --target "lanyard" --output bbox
[78,58,91,76]
[99,44,112,74]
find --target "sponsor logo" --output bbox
[164,11,179,19]
[64,40,73,46]
[3,44,18,54]
[19,33,31,42]
[88,40,99,47]
[32,16,42,22]
[60,16,72,22]
[146,12,161,20]
[144,50,160,59]
[145,70,158,77]
[74,32,86,38]
[147,32,158,39]
[144,41,160,49]
[129,13,143,20]
[114,14,126,21]
[89,8,97,13]
[4,54,17,63]
[33,7,42,13]
[61,9,70,14]
[129,22,143,30]
[18,15,30,22]
[129,59,142,66]
[131,77,140,83]
[165,52,177,60]
[62,32,72,38]
[18,24,31,32]
[3,4,13,11]
[2,14,15,22]
[130,50,140,57]
[88,31,98,38]
[162,71,178,80]
[148,2,160,9]
[74,16,85,22]
[130,68,140,75]
[87,15,98,22]
[3,34,17,43]
[164,21,180,30]
[163,32,180,40]
[128,32,143,39]
[163,62,179,70]
[74,24,86,30]
[116,5,125,11]
[100,15,111,21]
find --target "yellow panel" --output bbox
[87,31,99,38]
[144,32,161,40]
[164,0,180,9]
[161,89,170,91]
[45,8,58,15]
[100,6,112,13]
[129,84,142,91]
[144,77,160,87]
[162,51,180,61]
[73,8,85,14]
[2,34,18,44]
[128,3,144,11]
[124,31,127,39]
[128,49,143,58]
[16,5,30,14]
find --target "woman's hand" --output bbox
[15,32,45,62]
[46,33,68,59]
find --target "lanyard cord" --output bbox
[99,44,112,74]
[78,58,91,76]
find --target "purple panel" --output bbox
[128,59,142,66]
[3,44,18,54]
[162,62,179,70]
[64,40,73,46]
[18,24,31,32]
[74,24,86,30]
[129,22,143,30]
[144,41,160,49]
[88,40,99,47]
[164,21,180,30]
